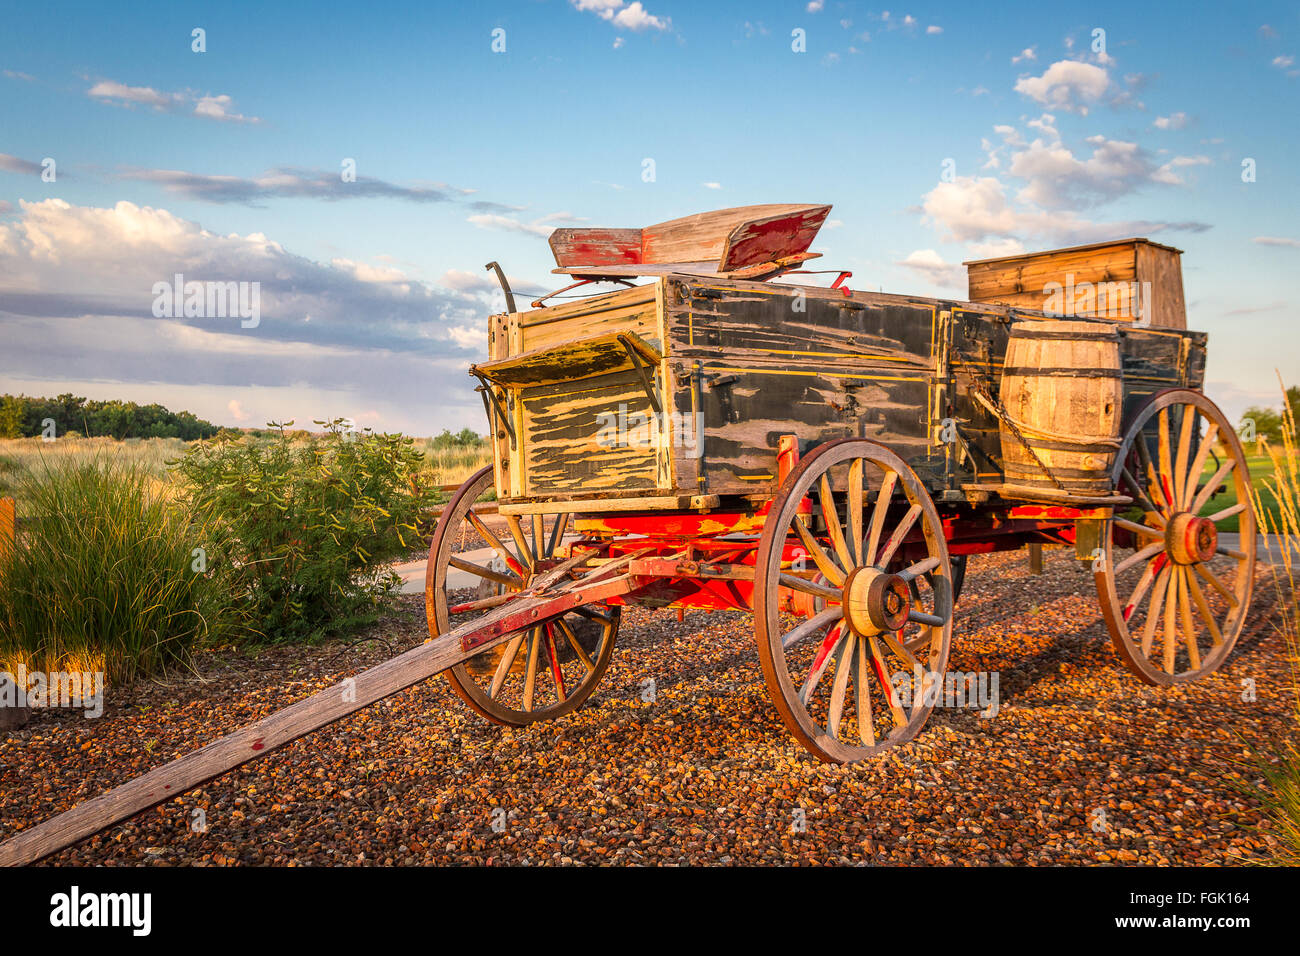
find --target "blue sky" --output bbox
[2,0,1298,434]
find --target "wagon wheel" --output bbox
[755,439,954,763]
[426,466,620,725]
[1095,389,1255,685]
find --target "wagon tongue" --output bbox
[0,569,636,868]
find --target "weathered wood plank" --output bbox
[549,227,642,268]
[641,204,828,265]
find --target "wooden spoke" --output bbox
[1157,408,1174,508]
[1123,556,1165,622]
[448,555,523,590]
[782,606,843,650]
[573,606,614,624]
[1173,408,1196,509]
[505,515,536,569]
[532,514,546,560]
[1114,518,1164,540]
[854,637,876,747]
[779,573,842,601]
[848,458,865,566]
[826,636,855,738]
[1140,564,1172,657]
[465,508,526,578]
[1177,568,1201,671]
[793,515,847,586]
[1205,502,1246,524]
[1135,433,1168,514]
[448,591,517,614]
[1120,465,1167,526]
[1185,569,1224,646]
[521,628,541,711]
[867,634,908,729]
[899,555,941,582]
[818,473,854,572]
[558,617,596,672]
[1190,456,1236,515]
[864,470,899,567]
[799,624,847,705]
[877,503,922,570]
[1113,539,1166,576]
[880,631,922,672]
[489,633,526,698]
[546,512,570,559]
[1162,568,1179,674]
[1193,562,1237,607]
[544,623,566,703]
[1216,546,1246,560]
[1181,422,1219,510]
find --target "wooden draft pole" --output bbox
[0,569,636,867]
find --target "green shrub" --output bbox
[0,456,236,682]
[173,419,434,642]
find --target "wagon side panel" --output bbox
[664,276,940,498]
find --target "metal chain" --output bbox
[972,383,1067,491]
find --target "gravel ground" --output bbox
[1,547,1294,866]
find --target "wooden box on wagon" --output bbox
[963,238,1188,329]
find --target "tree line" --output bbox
[0,393,220,441]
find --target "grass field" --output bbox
[0,435,494,514]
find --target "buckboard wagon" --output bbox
[0,204,1254,864]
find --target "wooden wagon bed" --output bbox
[473,275,1205,513]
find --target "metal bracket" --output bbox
[617,334,662,414]
[473,373,516,449]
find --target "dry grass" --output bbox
[412,441,494,489]
[1248,378,1300,864]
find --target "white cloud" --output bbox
[193,94,257,124]
[571,0,670,31]
[1153,112,1188,130]
[1013,60,1109,114]
[702,181,722,189]
[227,399,249,422]
[88,79,262,124]
[806,0,824,11]
[0,199,512,434]
[926,25,942,34]
[1011,47,1036,64]
[1253,236,1300,247]
[896,249,963,287]
[966,237,1025,259]
[467,211,586,237]
[920,175,1209,246]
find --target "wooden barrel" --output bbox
[997,320,1122,496]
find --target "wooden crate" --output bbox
[963,238,1187,329]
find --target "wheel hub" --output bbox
[843,566,911,635]
[1166,511,1217,564]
